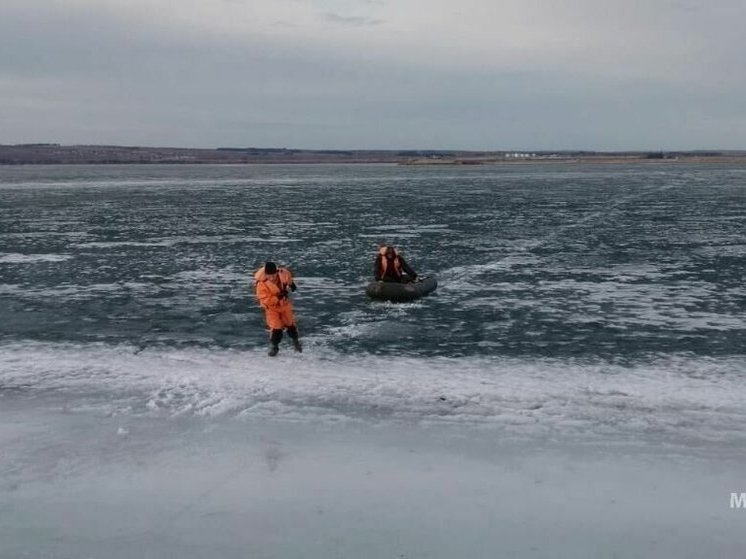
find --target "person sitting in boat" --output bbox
[374,245,418,283]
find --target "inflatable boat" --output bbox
[365,276,438,302]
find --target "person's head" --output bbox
[378,245,396,258]
[264,261,277,275]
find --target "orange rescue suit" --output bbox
[254,267,296,330]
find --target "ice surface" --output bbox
[2,163,745,556]
[1,342,745,445]
[1,406,744,559]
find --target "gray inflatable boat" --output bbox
[365,276,438,302]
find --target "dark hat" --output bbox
[264,261,277,274]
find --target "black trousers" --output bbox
[270,325,299,345]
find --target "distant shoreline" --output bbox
[1,144,745,165]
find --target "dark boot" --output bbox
[287,326,302,353]
[268,329,283,357]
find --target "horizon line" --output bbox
[2,143,743,154]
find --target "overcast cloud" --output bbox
[2,0,745,149]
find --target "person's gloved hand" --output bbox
[278,289,289,300]
[290,283,297,292]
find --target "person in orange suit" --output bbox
[254,261,301,356]
[374,245,418,283]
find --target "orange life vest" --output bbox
[378,246,402,277]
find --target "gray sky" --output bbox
[2,0,745,150]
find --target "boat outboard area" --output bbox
[365,276,438,302]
